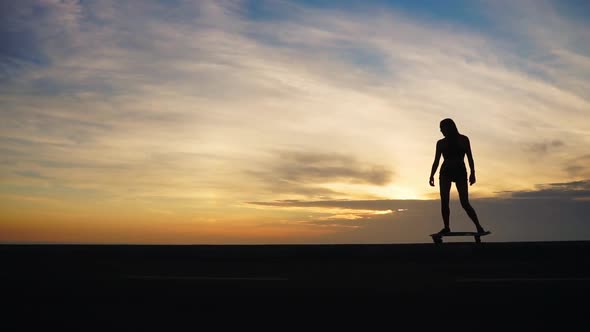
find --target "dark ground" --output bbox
[2,241,590,329]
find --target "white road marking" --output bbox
[457,277,590,283]
[126,275,289,281]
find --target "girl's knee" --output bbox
[460,200,471,209]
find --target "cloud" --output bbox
[0,0,82,67]
[564,154,590,177]
[499,179,590,200]
[14,170,50,180]
[526,139,564,154]
[248,150,394,200]
[248,198,401,229]
[270,151,394,185]
[249,199,418,210]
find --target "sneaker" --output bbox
[438,227,450,234]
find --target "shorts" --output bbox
[440,164,467,183]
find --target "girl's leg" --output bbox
[455,178,484,232]
[439,176,452,231]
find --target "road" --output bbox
[2,242,589,328]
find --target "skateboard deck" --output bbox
[430,231,491,244]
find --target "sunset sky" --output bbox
[1,0,589,244]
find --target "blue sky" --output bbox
[1,0,590,244]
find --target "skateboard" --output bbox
[430,231,491,244]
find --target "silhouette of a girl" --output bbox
[429,118,486,234]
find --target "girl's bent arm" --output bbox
[430,141,442,178]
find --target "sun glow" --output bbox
[382,186,425,200]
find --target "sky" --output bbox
[1,0,589,244]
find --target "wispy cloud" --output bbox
[270,151,394,186]
[249,150,394,200]
[501,179,590,200]
[564,155,590,178]
[526,139,565,154]
[249,198,416,210]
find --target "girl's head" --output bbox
[440,118,459,137]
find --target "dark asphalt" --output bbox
[2,242,589,328]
